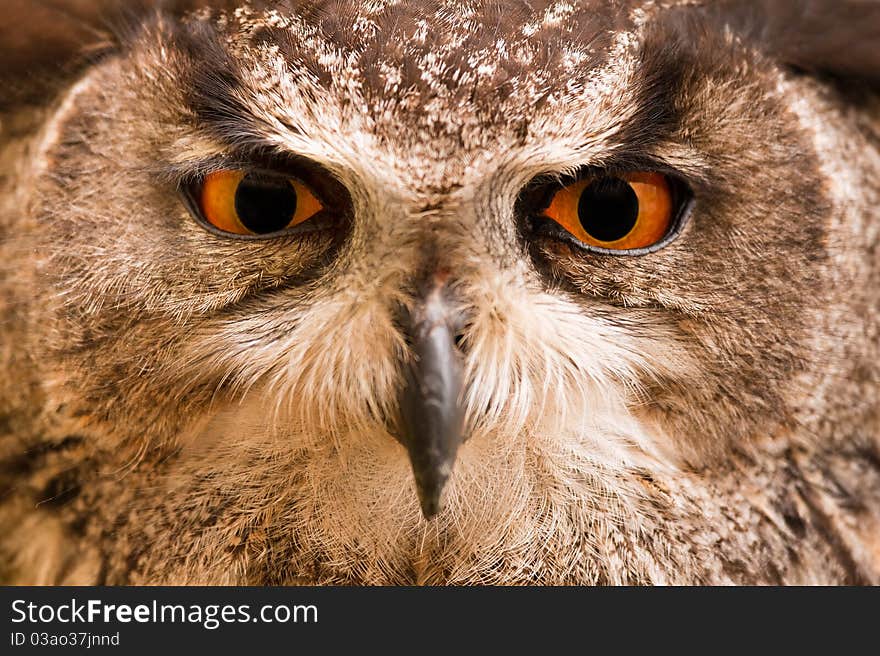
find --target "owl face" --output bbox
[4,0,878,584]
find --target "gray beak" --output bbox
[398,272,465,519]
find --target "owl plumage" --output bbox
[0,0,879,585]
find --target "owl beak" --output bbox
[398,272,465,520]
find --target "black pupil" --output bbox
[577,176,639,242]
[234,174,298,234]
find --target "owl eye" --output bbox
[541,172,675,251]
[196,169,325,236]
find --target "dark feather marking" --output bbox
[0,435,85,480]
[38,479,82,509]
[793,473,870,585]
[173,18,291,145]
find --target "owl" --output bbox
[0,0,878,586]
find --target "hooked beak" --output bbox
[398,272,465,520]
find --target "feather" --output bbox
[716,0,880,84]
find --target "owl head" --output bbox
[1,0,878,584]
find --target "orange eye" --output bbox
[542,172,675,251]
[198,169,324,236]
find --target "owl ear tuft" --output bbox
[715,0,880,84]
[1,1,165,73]
[0,1,226,106]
